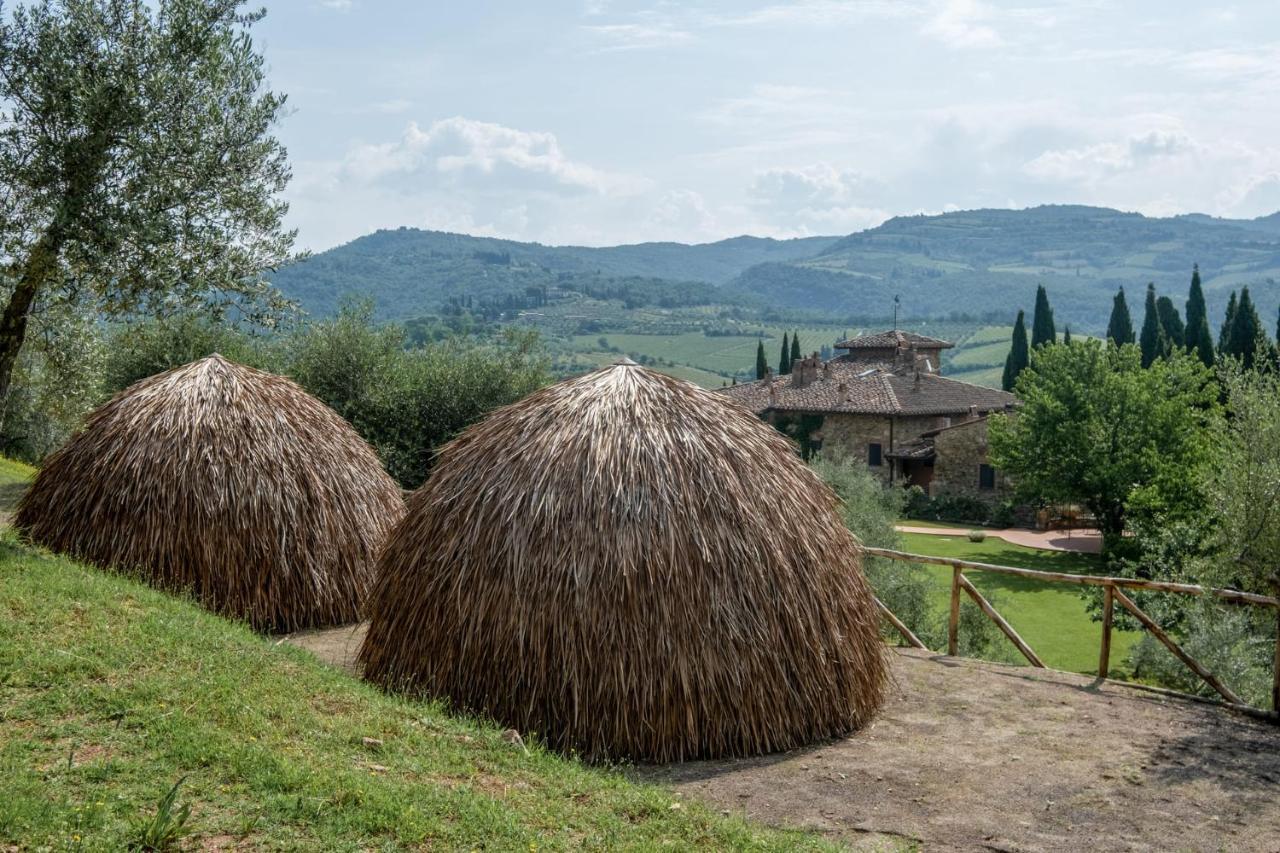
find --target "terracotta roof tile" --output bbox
[718,362,1017,418]
[834,330,954,350]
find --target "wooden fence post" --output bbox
[957,574,1045,668]
[1099,584,1114,679]
[874,596,929,650]
[1113,588,1244,707]
[948,565,962,656]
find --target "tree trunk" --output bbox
[0,235,58,431]
[1092,503,1126,556]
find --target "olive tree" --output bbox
[0,0,294,420]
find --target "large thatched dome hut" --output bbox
[15,355,405,632]
[359,360,887,762]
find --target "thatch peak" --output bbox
[15,356,405,632]
[359,363,887,762]
[611,356,639,366]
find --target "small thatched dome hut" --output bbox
[359,360,887,762]
[15,355,405,632]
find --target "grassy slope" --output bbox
[898,532,1139,676]
[0,458,827,851]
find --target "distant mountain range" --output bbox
[270,228,838,320]
[271,205,1280,332]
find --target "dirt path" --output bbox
[289,630,1280,852]
[896,524,1103,555]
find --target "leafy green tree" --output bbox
[790,332,801,363]
[1030,285,1056,348]
[1202,364,1280,598]
[988,343,1217,552]
[1156,295,1185,353]
[1219,290,1238,353]
[754,340,767,379]
[0,0,295,424]
[1228,286,1267,369]
[1138,283,1166,367]
[288,302,549,488]
[1001,311,1029,392]
[1106,287,1136,346]
[1184,264,1214,367]
[779,332,791,375]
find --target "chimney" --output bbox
[791,353,822,389]
[763,366,774,384]
[769,381,778,405]
[968,404,979,421]
[913,370,922,392]
[822,361,832,382]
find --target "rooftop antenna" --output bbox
[893,294,901,330]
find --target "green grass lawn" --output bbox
[896,532,1140,677]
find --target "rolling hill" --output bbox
[270,228,838,320]
[723,205,1280,330]
[272,206,1280,334]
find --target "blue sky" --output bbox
[256,1,1280,251]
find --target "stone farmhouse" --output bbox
[719,331,1017,501]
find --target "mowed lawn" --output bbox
[897,532,1141,676]
[0,458,829,851]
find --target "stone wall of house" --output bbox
[930,418,1011,502]
[809,413,949,481]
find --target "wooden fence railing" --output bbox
[863,546,1280,719]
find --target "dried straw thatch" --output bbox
[15,355,405,632]
[359,361,887,762]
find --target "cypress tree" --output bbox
[1139,283,1166,367]
[755,340,768,380]
[1030,285,1056,348]
[1002,311,1029,392]
[791,332,801,363]
[1219,291,1238,354]
[1106,287,1136,345]
[779,332,791,375]
[1184,264,1214,366]
[1156,295,1185,354]
[1230,287,1266,369]
[1062,326,1072,345]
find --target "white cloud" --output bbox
[337,117,635,196]
[1023,130,1199,183]
[923,0,1003,49]
[289,117,670,249]
[318,0,353,11]
[748,164,890,233]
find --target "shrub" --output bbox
[990,499,1018,528]
[1127,599,1274,708]
[810,456,1012,661]
[902,485,932,519]
[104,313,282,393]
